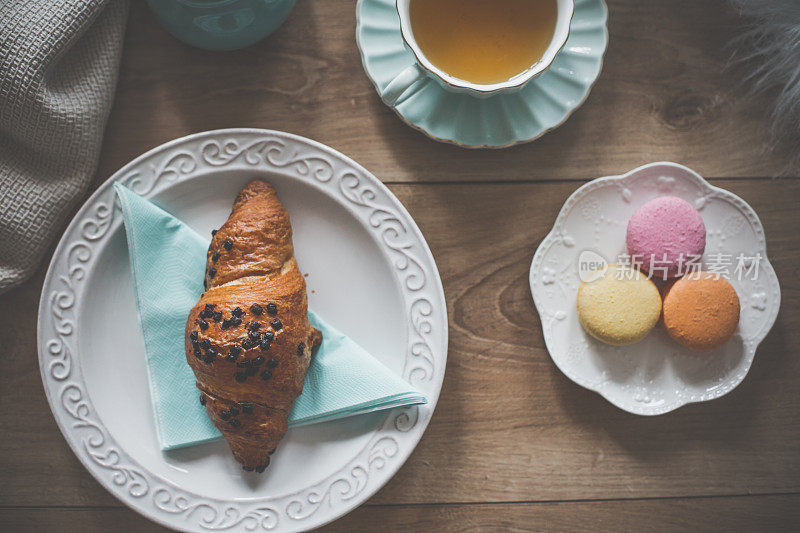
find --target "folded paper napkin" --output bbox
[114,183,426,450]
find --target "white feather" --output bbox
[729,0,800,155]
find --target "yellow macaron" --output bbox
[577,264,662,346]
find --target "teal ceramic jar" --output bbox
[146,0,296,51]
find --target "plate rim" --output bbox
[355,0,609,149]
[528,161,781,415]
[37,128,448,532]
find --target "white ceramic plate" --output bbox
[38,129,447,532]
[529,162,780,415]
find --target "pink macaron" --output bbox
[626,196,706,279]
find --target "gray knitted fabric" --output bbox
[0,0,129,293]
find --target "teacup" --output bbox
[382,0,574,105]
[147,0,296,51]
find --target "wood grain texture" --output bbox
[94,0,796,189]
[2,180,798,510]
[2,494,799,532]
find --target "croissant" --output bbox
[184,180,321,472]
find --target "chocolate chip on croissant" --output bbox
[184,180,321,472]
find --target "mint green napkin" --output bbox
[114,183,426,451]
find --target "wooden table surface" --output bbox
[2,1,799,531]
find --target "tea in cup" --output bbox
[382,0,574,104]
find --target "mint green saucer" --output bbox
[356,0,608,148]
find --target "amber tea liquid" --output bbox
[409,0,558,85]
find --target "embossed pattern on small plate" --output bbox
[37,129,447,532]
[529,162,780,415]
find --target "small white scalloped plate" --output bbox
[356,0,608,148]
[529,162,780,415]
[37,129,447,532]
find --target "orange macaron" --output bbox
[662,271,740,351]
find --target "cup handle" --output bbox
[380,63,426,107]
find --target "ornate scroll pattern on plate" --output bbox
[122,151,198,197]
[284,436,399,521]
[41,130,446,532]
[46,188,151,501]
[201,138,335,183]
[338,170,435,384]
[153,489,280,531]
